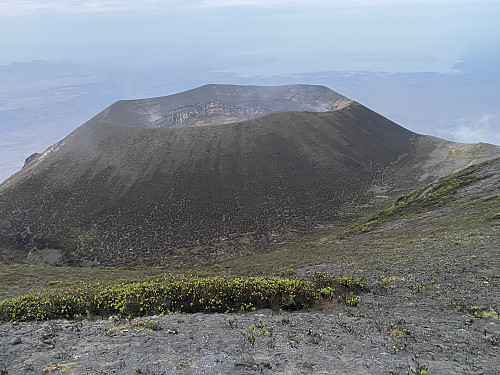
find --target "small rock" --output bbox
[234,363,252,370]
[10,336,22,345]
[260,362,272,369]
[303,361,315,369]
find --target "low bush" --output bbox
[0,273,366,322]
[307,272,368,295]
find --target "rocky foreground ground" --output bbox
[1,160,499,374]
[1,250,498,375]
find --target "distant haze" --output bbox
[1,1,498,74]
[0,0,499,182]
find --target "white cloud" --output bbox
[188,0,498,9]
[451,114,500,146]
[1,0,496,16]
[0,0,162,16]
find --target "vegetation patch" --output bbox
[468,306,499,319]
[345,296,361,307]
[0,273,367,322]
[322,162,486,240]
[389,323,410,339]
[306,272,368,295]
[409,354,429,375]
[380,275,405,289]
[43,363,76,375]
[242,318,275,348]
[104,319,162,335]
[482,194,500,202]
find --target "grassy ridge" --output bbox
[0,273,366,322]
[322,162,485,241]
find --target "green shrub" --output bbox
[0,275,319,321]
[307,272,368,295]
[345,296,361,307]
[0,272,369,322]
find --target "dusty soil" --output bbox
[1,233,499,375]
[1,151,499,375]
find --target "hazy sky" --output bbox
[1,0,499,75]
[0,0,499,175]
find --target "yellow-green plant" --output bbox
[0,275,319,321]
[0,272,369,322]
[345,296,361,307]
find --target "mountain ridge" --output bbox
[0,84,498,266]
[98,84,352,129]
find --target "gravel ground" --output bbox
[1,160,499,375]
[1,258,498,375]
